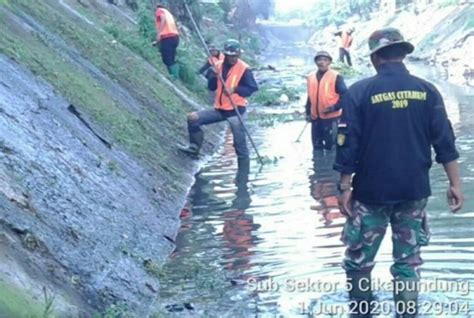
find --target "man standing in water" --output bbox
[305,51,347,151]
[334,27,463,317]
[153,4,180,79]
[179,39,258,162]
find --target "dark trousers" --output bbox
[339,47,352,66]
[188,108,249,159]
[159,36,179,66]
[311,118,338,150]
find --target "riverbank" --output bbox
[308,2,473,87]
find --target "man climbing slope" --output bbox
[335,27,355,66]
[153,4,180,79]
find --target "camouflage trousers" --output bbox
[341,199,430,279]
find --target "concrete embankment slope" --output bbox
[0,0,220,316]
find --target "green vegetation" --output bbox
[280,86,301,101]
[251,85,301,106]
[251,87,277,106]
[0,282,54,318]
[331,61,362,78]
[0,0,194,172]
[143,258,167,279]
[257,155,281,165]
[0,20,158,158]
[106,160,120,175]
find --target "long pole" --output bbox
[183,2,264,165]
[295,121,309,143]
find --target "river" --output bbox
[158,34,474,318]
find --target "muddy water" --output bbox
[159,42,474,317]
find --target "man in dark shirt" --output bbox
[305,51,347,151]
[334,27,464,317]
[179,39,258,161]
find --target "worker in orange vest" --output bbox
[305,51,347,151]
[335,27,355,66]
[179,39,258,161]
[198,44,225,104]
[153,4,180,79]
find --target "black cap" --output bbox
[314,50,332,62]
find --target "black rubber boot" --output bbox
[178,131,203,157]
[393,278,419,318]
[347,272,373,318]
[232,158,251,209]
[236,158,250,183]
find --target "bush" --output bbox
[331,61,362,78]
[251,87,278,106]
[137,1,156,41]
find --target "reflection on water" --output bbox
[159,48,473,317]
[309,152,344,227]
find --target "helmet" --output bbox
[208,44,219,52]
[368,27,414,55]
[223,39,241,56]
[314,50,332,62]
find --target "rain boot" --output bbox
[168,63,179,80]
[347,272,373,318]
[232,158,251,209]
[178,131,203,157]
[393,278,418,318]
[236,158,250,184]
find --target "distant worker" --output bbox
[198,44,225,104]
[334,27,355,66]
[179,39,258,161]
[334,27,464,317]
[153,4,180,79]
[305,51,347,151]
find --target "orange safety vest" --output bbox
[307,69,341,120]
[155,8,179,40]
[341,31,353,49]
[215,59,249,110]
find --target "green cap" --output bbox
[368,27,414,55]
[223,39,241,56]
